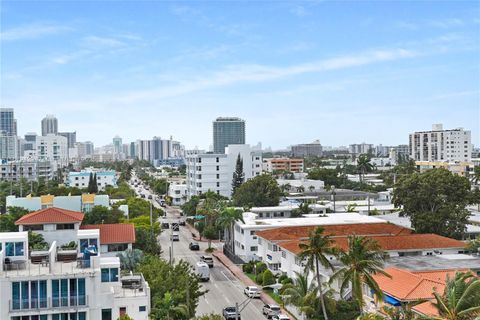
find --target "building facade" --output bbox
[213,117,245,154]
[66,170,117,191]
[0,107,17,136]
[409,124,472,161]
[36,135,68,165]
[349,143,374,155]
[6,194,111,212]
[263,158,304,173]
[291,140,323,157]
[41,115,58,136]
[59,132,77,149]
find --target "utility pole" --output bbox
[235,302,240,320]
[149,201,153,236]
[367,195,371,216]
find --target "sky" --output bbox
[0,0,479,150]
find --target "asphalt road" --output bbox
[129,173,268,319]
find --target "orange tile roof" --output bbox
[15,207,84,225]
[278,234,465,255]
[373,268,470,317]
[81,224,136,244]
[256,223,411,242]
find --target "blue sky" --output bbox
[1,1,479,149]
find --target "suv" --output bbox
[271,315,290,320]
[244,286,260,298]
[262,304,281,318]
[223,306,240,320]
[170,233,179,241]
[189,242,200,251]
[200,255,214,268]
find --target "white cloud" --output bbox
[82,36,126,48]
[1,23,70,41]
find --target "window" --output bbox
[107,243,128,252]
[250,246,258,252]
[216,166,220,171]
[101,268,119,282]
[216,157,219,163]
[102,309,112,320]
[52,278,86,308]
[216,182,220,187]
[216,174,220,179]
[6,241,24,256]
[281,251,286,259]
[139,305,147,312]
[11,280,47,310]
[250,231,255,235]
[119,307,127,316]
[23,224,44,231]
[79,238,97,252]
[56,224,75,230]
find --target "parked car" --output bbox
[271,315,290,320]
[148,195,153,199]
[140,194,146,198]
[189,242,200,251]
[223,306,240,320]
[262,304,281,318]
[170,233,179,241]
[200,255,214,268]
[244,286,260,298]
[161,222,169,229]
[178,219,186,226]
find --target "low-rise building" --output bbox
[415,160,474,178]
[276,178,324,192]
[80,224,136,256]
[263,158,304,173]
[168,182,188,206]
[0,208,148,320]
[6,194,110,213]
[66,170,117,191]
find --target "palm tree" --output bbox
[154,292,190,320]
[330,235,390,314]
[380,299,428,320]
[297,185,305,193]
[217,207,244,255]
[356,154,374,184]
[431,271,480,320]
[298,227,337,320]
[280,271,318,318]
[117,249,144,272]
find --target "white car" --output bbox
[271,315,290,320]
[262,304,281,318]
[244,286,260,298]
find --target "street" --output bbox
[130,174,267,319]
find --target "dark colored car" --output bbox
[171,223,179,231]
[161,222,169,229]
[189,242,200,251]
[178,219,186,226]
[223,306,240,320]
[148,195,153,199]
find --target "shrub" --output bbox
[242,262,254,273]
[255,262,267,274]
[262,269,275,286]
[255,273,264,285]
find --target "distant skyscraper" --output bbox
[291,140,323,157]
[113,136,122,154]
[23,132,37,151]
[41,115,58,136]
[59,131,77,148]
[213,117,245,154]
[0,108,16,136]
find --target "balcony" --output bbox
[9,296,89,312]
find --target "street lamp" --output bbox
[331,186,336,213]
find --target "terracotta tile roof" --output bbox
[373,268,471,317]
[81,224,136,244]
[278,234,465,255]
[256,223,411,242]
[15,207,84,225]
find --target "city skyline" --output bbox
[1,1,479,149]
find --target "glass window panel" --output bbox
[30,281,38,309]
[78,312,86,320]
[78,278,86,305]
[21,281,29,309]
[69,279,77,306]
[61,279,68,307]
[6,242,14,256]
[39,280,47,308]
[15,242,24,256]
[110,268,118,282]
[101,269,109,282]
[52,280,59,307]
[12,282,20,310]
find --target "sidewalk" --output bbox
[212,251,294,317]
[185,223,221,243]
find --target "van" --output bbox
[196,262,210,281]
[170,233,179,241]
[200,255,214,268]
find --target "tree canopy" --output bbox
[393,168,472,239]
[232,174,282,207]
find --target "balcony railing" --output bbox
[9,295,88,312]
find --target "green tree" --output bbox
[280,271,318,318]
[202,225,217,250]
[232,154,245,194]
[217,207,244,255]
[0,206,31,231]
[92,173,98,193]
[330,235,389,314]
[431,271,480,320]
[466,238,480,255]
[232,174,283,207]
[117,315,133,320]
[307,168,340,187]
[393,168,472,239]
[153,292,189,320]
[181,196,200,216]
[138,256,205,319]
[262,269,275,285]
[193,314,223,320]
[292,202,312,218]
[356,154,374,184]
[298,227,337,320]
[83,205,124,224]
[87,172,95,193]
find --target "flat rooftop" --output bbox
[386,254,480,271]
[239,212,385,230]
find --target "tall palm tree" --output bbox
[153,292,190,320]
[356,154,374,184]
[217,207,244,255]
[431,271,480,320]
[298,227,337,320]
[330,235,390,314]
[280,271,319,318]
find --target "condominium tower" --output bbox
[41,115,58,136]
[213,117,245,154]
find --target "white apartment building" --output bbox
[276,178,325,192]
[0,209,149,320]
[186,144,262,198]
[0,133,19,160]
[168,182,188,205]
[349,143,373,155]
[6,194,111,213]
[232,212,382,262]
[66,170,117,191]
[36,134,68,166]
[409,124,472,161]
[0,160,56,182]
